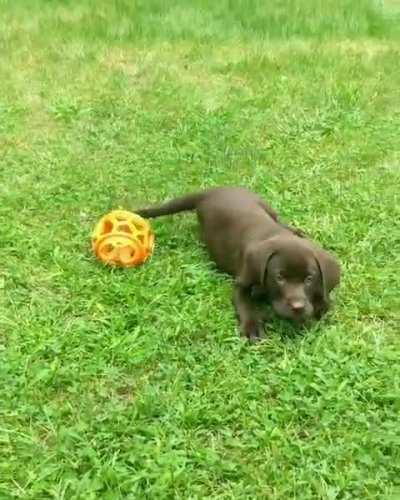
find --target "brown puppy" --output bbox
[137,187,340,342]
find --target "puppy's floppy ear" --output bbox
[315,249,341,294]
[313,248,341,316]
[237,240,277,288]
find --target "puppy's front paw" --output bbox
[241,319,264,343]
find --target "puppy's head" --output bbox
[265,242,321,322]
[239,236,340,323]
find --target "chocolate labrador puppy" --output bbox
[137,187,340,342]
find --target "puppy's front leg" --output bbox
[233,284,264,343]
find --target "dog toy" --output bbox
[92,210,154,267]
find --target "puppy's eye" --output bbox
[304,275,313,285]
[276,272,285,284]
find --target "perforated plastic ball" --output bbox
[92,210,154,267]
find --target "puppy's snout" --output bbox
[289,300,305,314]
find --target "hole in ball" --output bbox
[103,243,114,254]
[102,220,113,234]
[118,224,132,234]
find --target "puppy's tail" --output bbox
[136,192,203,219]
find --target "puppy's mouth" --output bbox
[272,301,313,324]
[291,314,310,326]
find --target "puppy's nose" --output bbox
[290,301,305,314]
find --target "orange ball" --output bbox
[92,210,154,267]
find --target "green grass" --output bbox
[1,0,400,498]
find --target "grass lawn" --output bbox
[1,0,400,498]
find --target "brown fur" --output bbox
[137,187,340,342]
